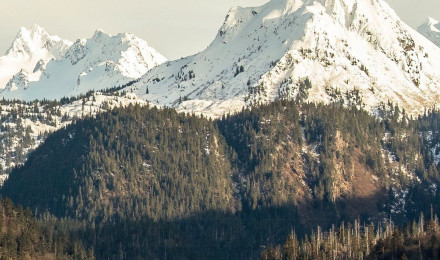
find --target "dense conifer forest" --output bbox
[261,211,440,260]
[2,100,440,259]
[0,198,93,260]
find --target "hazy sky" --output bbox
[0,0,439,60]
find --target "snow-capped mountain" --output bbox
[0,25,72,90]
[131,0,440,117]
[1,28,166,101]
[418,17,440,48]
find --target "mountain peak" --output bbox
[1,26,166,100]
[6,25,70,58]
[90,30,138,43]
[417,17,440,47]
[29,24,47,36]
[17,24,47,38]
[131,0,440,117]
[419,17,440,31]
[0,25,72,90]
[9,25,48,56]
[92,28,107,38]
[425,17,439,26]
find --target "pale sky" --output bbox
[0,0,439,60]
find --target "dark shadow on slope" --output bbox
[42,192,396,260]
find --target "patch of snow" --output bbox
[0,92,150,184]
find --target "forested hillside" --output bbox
[261,212,440,260]
[219,101,440,224]
[0,88,148,184]
[2,100,440,259]
[2,105,236,222]
[0,198,93,260]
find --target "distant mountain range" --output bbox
[0,25,166,101]
[417,17,440,48]
[1,0,440,118]
[0,25,71,91]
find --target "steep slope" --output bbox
[132,0,440,117]
[1,105,237,222]
[418,17,440,48]
[0,198,93,259]
[3,101,440,259]
[0,91,149,185]
[0,25,72,90]
[5,101,440,224]
[0,29,166,101]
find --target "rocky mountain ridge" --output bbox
[0,26,166,101]
[129,0,440,117]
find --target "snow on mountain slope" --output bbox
[0,25,72,90]
[0,91,149,185]
[1,29,166,101]
[132,0,440,117]
[418,17,440,48]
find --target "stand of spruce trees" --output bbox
[1,100,440,259]
[0,198,93,260]
[262,211,440,260]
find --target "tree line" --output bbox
[1,99,440,259]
